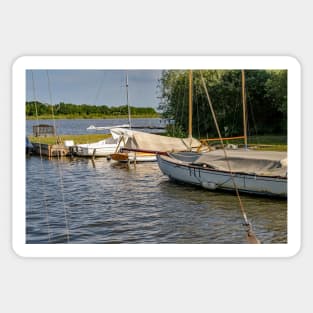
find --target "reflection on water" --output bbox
[26,156,287,244]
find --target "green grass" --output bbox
[204,135,287,152]
[244,135,287,151]
[29,134,287,152]
[29,134,111,145]
[248,135,287,145]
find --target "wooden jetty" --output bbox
[32,124,56,137]
[31,142,71,157]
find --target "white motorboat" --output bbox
[74,135,122,157]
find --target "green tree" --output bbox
[157,69,287,138]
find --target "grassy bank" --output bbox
[29,134,287,151]
[29,134,111,145]
[203,135,287,151]
[247,136,287,151]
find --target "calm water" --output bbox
[26,119,287,244]
[26,157,287,244]
[26,118,168,135]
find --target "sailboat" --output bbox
[73,126,129,157]
[156,70,287,197]
[110,74,158,162]
[110,126,201,162]
[74,73,132,157]
[74,72,200,161]
[110,73,201,163]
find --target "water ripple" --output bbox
[26,156,287,244]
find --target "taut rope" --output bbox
[200,71,260,244]
[30,70,52,242]
[46,70,70,243]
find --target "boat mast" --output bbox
[242,70,248,149]
[126,72,132,129]
[188,70,193,138]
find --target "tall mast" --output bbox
[242,70,248,149]
[188,70,193,138]
[126,72,131,129]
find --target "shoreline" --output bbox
[26,114,161,120]
[28,134,287,151]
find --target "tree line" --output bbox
[26,102,158,118]
[157,70,287,138]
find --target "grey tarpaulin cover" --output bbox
[193,149,287,178]
[110,127,201,152]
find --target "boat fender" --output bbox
[280,158,287,167]
[201,181,216,190]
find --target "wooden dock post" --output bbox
[31,143,70,157]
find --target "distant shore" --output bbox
[26,114,161,120]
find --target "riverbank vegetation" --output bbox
[158,70,287,139]
[29,133,286,151]
[29,134,111,145]
[26,102,159,119]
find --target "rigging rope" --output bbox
[93,70,106,105]
[200,71,260,244]
[193,73,201,139]
[30,70,52,242]
[46,70,71,243]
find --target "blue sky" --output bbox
[26,70,163,109]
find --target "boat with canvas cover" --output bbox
[109,72,201,162]
[157,149,287,197]
[111,127,201,162]
[156,70,287,197]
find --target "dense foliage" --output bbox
[158,70,287,138]
[26,102,158,118]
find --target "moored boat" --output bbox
[157,149,287,197]
[110,127,201,163]
[74,135,122,157]
[157,70,287,198]
[111,151,157,162]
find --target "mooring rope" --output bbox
[30,70,52,242]
[46,70,70,243]
[200,71,260,244]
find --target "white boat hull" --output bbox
[111,152,157,162]
[127,154,156,162]
[74,139,121,157]
[75,144,118,156]
[157,154,287,197]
